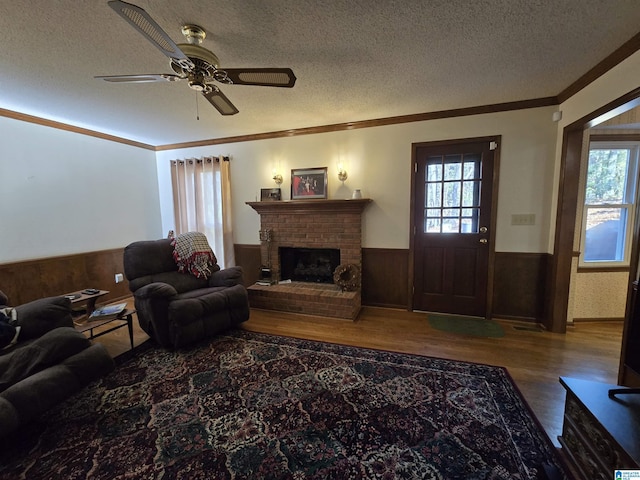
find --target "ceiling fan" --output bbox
[96,0,296,116]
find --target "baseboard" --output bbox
[490,313,540,323]
[572,317,625,323]
[363,301,408,310]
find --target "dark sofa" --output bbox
[123,238,250,349]
[0,292,114,438]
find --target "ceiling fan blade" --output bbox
[203,88,239,116]
[220,68,296,88]
[95,74,182,83]
[108,0,194,70]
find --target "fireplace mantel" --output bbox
[246,198,371,215]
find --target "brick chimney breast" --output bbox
[246,199,371,320]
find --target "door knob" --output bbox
[479,238,488,244]
[479,226,488,233]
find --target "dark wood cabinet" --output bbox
[619,280,640,387]
[559,377,640,479]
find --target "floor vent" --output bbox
[513,325,544,332]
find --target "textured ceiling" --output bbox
[1,1,639,146]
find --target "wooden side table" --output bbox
[74,309,136,350]
[64,289,109,317]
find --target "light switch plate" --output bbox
[511,213,535,226]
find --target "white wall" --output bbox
[156,106,558,253]
[3,49,637,273]
[0,117,162,263]
[5,44,638,268]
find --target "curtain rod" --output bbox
[170,155,230,165]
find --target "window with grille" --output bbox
[580,143,640,267]
[424,153,482,233]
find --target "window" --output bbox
[580,143,640,267]
[424,153,481,233]
[171,157,234,269]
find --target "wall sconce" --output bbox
[337,163,348,183]
[272,170,283,185]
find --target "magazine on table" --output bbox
[89,302,127,320]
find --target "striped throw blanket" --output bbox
[171,232,217,279]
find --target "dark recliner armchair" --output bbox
[123,238,250,349]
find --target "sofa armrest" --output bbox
[0,327,90,393]
[208,266,245,288]
[14,296,73,340]
[133,282,177,349]
[134,282,178,299]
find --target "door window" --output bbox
[424,154,481,233]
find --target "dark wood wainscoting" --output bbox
[362,249,551,320]
[233,244,262,286]
[234,247,551,318]
[362,248,409,309]
[0,248,130,306]
[233,245,410,309]
[1,247,550,322]
[492,252,551,322]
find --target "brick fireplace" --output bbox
[246,198,371,319]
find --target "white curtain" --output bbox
[170,155,235,268]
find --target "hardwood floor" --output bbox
[94,302,623,448]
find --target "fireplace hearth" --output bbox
[280,247,340,283]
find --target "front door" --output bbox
[412,138,498,316]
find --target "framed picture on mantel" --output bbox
[291,167,327,200]
[260,188,281,201]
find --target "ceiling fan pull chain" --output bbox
[195,91,200,120]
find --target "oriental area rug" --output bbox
[0,330,569,479]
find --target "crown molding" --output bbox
[156,97,558,151]
[557,31,640,104]
[0,108,155,150]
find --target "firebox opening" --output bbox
[279,247,341,284]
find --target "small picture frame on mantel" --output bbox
[260,188,281,201]
[291,167,327,200]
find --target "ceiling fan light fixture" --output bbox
[181,24,206,45]
[171,44,220,74]
[188,74,207,92]
[214,70,232,84]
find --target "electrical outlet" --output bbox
[511,213,536,226]
[115,273,124,284]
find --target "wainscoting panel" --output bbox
[233,244,262,286]
[492,252,550,322]
[0,248,130,306]
[234,245,410,309]
[362,248,410,309]
[1,247,549,321]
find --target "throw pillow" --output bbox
[0,311,18,350]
